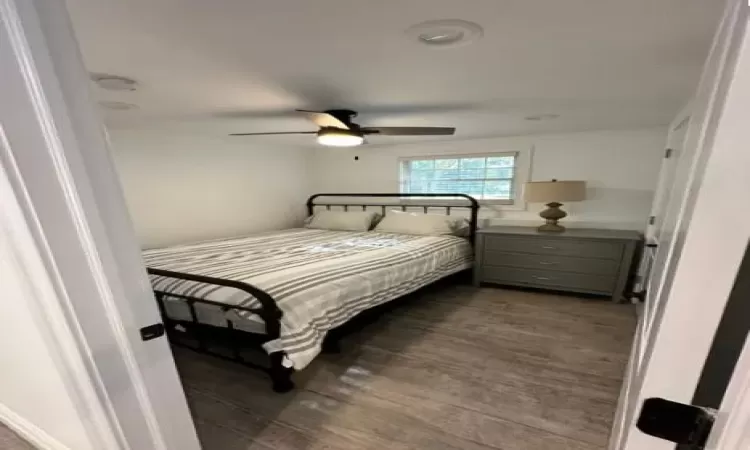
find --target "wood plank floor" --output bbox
[175,285,637,450]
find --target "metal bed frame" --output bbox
[147,193,480,392]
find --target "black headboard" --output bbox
[306,193,480,245]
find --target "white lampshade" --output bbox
[524,180,586,203]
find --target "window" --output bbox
[399,153,518,204]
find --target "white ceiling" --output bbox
[66,0,723,146]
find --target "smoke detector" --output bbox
[406,20,483,48]
[91,73,138,91]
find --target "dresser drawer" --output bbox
[483,251,620,276]
[484,235,623,260]
[481,266,616,294]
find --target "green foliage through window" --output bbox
[400,154,517,202]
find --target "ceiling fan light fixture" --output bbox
[316,128,364,147]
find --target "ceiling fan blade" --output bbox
[295,109,350,129]
[229,131,317,136]
[361,127,456,136]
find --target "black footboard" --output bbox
[146,268,294,393]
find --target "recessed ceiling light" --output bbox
[406,20,483,48]
[419,30,465,45]
[91,73,138,91]
[98,101,139,111]
[525,114,560,121]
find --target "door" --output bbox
[704,334,750,449]
[636,109,689,356]
[695,244,750,449]
[647,112,689,244]
[1,0,199,448]
[611,0,750,448]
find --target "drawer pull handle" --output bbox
[541,246,557,249]
[539,261,558,265]
[533,276,552,280]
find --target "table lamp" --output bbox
[524,180,586,232]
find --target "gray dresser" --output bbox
[473,226,642,301]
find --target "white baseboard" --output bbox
[0,403,68,450]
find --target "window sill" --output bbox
[480,201,527,211]
[396,197,526,211]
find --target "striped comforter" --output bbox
[143,228,473,369]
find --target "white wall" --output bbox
[312,128,666,230]
[110,130,311,248]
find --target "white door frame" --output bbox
[707,335,750,449]
[0,139,119,450]
[0,0,199,448]
[614,0,750,447]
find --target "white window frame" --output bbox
[398,150,531,209]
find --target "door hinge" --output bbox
[637,398,716,449]
[665,148,674,158]
[648,215,656,225]
[139,323,165,341]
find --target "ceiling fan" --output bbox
[229,109,455,147]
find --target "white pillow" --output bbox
[305,210,379,232]
[374,210,466,236]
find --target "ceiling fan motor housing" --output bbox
[324,109,358,127]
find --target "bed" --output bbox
[145,193,479,392]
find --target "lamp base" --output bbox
[538,222,566,232]
[538,202,567,233]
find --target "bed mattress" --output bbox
[143,228,473,369]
